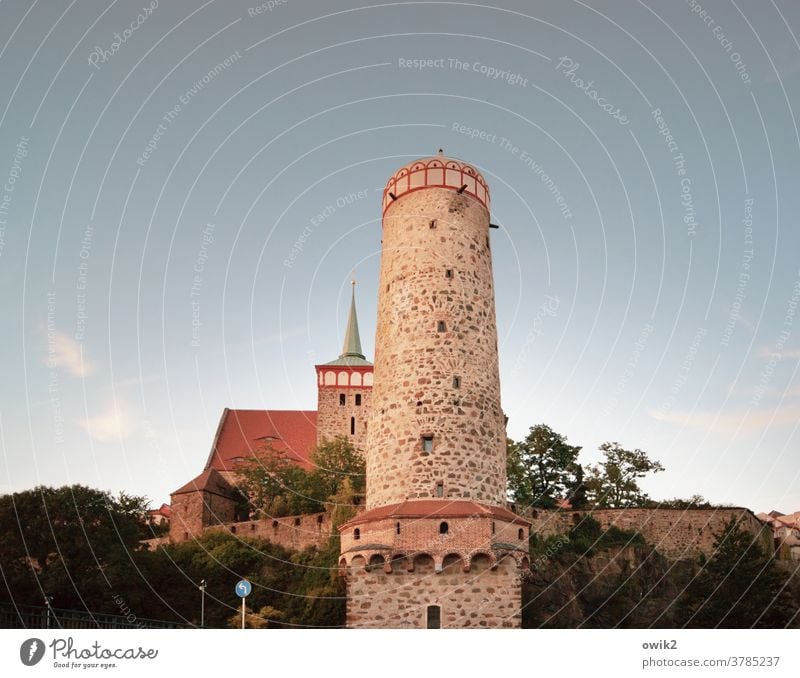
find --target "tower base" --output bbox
[344,553,523,628]
[339,500,530,628]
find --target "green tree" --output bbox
[676,517,795,628]
[585,442,664,508]
[308,436,366,499]
[237,437,364,518]
[507,424,582,509]
[0,485,150,612]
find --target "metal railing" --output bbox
[0,602,190,629]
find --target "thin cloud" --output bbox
[79,404,136,442]
[755,345,800,360]
[649,404,800,436]
[45,331,94,377]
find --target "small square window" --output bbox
[355,394,362,406]
[436,481,444,497]
[437,321,446,333]
[429,219,437,229]
[445,269,453,279]
[339,393,346,406]
[452,376,461,389]
[422,435,433,453]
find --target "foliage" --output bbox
[0,485,347,628]
[237,436,364,518]
[523,517,650,629]
[585,442,665,508]
[0,485,150,613]
[310,436,366,498]
[642,495,731,510]
[506,424,582,509]
[675,517,796,628]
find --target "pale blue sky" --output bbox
[1,0,799,513]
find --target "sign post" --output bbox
[235,579,252,630]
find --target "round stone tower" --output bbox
[339,152,530,629]
[367,152,506,509]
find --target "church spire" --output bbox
[322,277,372,366]
[341,279,365,359]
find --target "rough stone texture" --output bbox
[344,551,522,628]
[366,187,507,509]
[206,511,332,551]
[315,368,372,451]
[169,490,238,543]
[528,507,773,560]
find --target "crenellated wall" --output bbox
[528,507,772,560]
[179,511,333,551]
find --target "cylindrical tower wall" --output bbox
[365,181,507,509]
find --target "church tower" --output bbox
[315,282,373,451]
[339,152,530,628]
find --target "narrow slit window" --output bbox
[426,605,441,629]
[354,528,360,541]
[518,528,525,540]
[452,376,461,389]
[355,393,362,406]
[350,416,356,435]
[422,435,434,453]
[339,393,346,406]
[445,268,453,279]
[429,219,437,229]
[396,522,401,535]
[435,481,444,497]
[437,321,446,333]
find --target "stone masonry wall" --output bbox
[316,385,372,451]
[345,551,521,628]
[366,188,507,509]
[168,491,237,543]
[205,511,332,551]
[529,508,772,560]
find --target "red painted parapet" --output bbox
[382,156,490,215]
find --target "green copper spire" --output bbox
[324,279,372,366]
[341,279,364,359]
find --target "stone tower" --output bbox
[339,152,530,629]
[315,282,373,451]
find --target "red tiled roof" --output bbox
[340,499,530,530]
[171,468,238,498]
[204,408,318,473]
[148,503,172,517]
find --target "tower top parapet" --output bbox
[382,150,490,215]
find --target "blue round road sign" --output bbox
[235,579,252,598]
